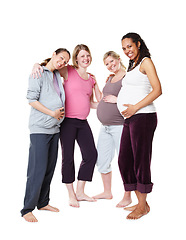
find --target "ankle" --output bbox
[137,202,147,211]
[76,191,84,197]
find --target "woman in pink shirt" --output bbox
[59,44,101,207]
[32,44,101,208]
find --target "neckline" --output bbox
[110,75,125,84]
[75,68,90,81]
[129,57,148,71]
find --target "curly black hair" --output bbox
[121,32,151,71]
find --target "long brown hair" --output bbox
[41,48,71,66]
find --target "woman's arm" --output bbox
[90,94,99,109]
[89,73,102,102]
[58,66,68,80]
[31,63,68,80]
[94,80,102,102]
[90,101,99,109]
[122,58,162,118]
[31,63,43,78]
[30,101,64,120]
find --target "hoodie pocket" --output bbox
[43,115,63,128]
[30,109,63,129]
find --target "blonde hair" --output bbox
[103,51,126,70]
[72,44,92,68]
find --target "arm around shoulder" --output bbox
[58,66,68,80]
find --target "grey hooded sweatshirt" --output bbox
[26,67,65,134]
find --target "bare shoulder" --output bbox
[140,58,156,74]
[142,57,154,66]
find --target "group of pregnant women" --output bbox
[20,32,162,222]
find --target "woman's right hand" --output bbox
[31,63,43,78]
[103,95,117,103]
[52,107,65,120]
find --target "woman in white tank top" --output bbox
[117,57,156,115]
[117,32,162,220]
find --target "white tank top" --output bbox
[117,58,156,118]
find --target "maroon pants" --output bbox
[60,118,97,183]
[118,113,157,193]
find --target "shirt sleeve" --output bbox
[26,74,44,103]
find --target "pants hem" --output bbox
[124,182,153,193]
[37,200,49,210]
[77,177,92,182]
[21,210,33,217]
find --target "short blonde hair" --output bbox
[103,51,126,70]
[72,44,92,68]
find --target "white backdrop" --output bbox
[0,0,185,239]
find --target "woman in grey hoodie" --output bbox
[21,48,70,222]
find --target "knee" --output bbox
[97,164,111,174]
[88,147,97,165]
[97,155,112,174]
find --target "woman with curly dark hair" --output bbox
[117,33,162,219]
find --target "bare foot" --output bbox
[39,204,59,212]
[93,192,113,200]
[23,212,38,223]
[124,204,138,211]
[124,202,150,212]
[69,196,80,208]
[76,193,97,202]
[126,203,150,220]
[116,196,132,208]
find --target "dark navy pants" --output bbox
[118,113,157,194]
[60,118,97,183]
[21,133,60,217]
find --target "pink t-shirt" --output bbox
[63,65,95,120]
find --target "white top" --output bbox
[117,58,156,118]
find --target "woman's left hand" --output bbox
[121,104,138,118]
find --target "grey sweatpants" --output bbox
[96,125,123,173]
[21,133,59,216]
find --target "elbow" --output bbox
[155,85,162,98]
[159,86,162,97]
[28,100,37,106]
[90,101,98,109]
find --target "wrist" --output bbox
[114,96,117,103]
[50,110,55,118]
[134,104,140,112]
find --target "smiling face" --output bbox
[53,51,70,70]
[104,56,121,73]
[122,38,140,62]
[76,50,91,68]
